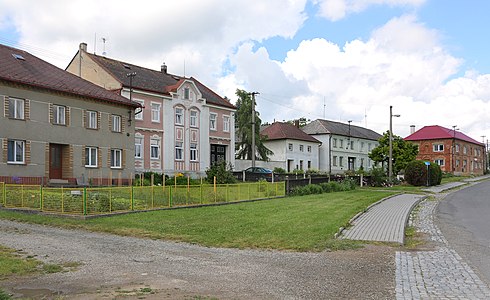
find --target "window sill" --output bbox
[85,165,98,168]
[7,162,25,165]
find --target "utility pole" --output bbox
[389,106,400,182]
[250,92,259,168]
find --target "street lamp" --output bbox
[389,106,400,182]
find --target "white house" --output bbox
[261,122,321,172]
[302,119,381,174]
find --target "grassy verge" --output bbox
[0,190,397,252]
[0,245,41,280]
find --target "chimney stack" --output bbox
[80,42,87,52]
[161,62,167,74]
[410,125,415,134]
[294,119,300,128]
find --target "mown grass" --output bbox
[0,190,397,252]
[0,245,40,280]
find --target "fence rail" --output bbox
[0,181,285,216]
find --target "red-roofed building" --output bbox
[261,122,321,172]
[404,125,485,175]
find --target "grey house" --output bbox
[0,44,140,185]
[302,119,382,174]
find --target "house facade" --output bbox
[261,122,321,172]
[302,119,381,174]
[0,44,139,185]
[66,43,236,177]
[404,125,485,175]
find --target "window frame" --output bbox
[9,97,24,120]
[85,146,98,168]
[175,107,184,125]
[7,139,25,164]
[435,159,445,166]
[112,114,122,132]
[135,136,143,159]
[110,149,122,168]
[175,141,184,161]
[190,110,198,127]
[150,139,160,160]
[288,143,293,151]
[307,145,312,153]
[183,87,190,100]
[151,102,161,123]
[223,115,230,132]
[299,145,304,152]
[209,113,217,130]
[433,144,444,152]
[53,105,66,125]
[190,143,198,161]
[134,100,144,120]
[87,110,98,129]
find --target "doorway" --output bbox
[49,144,63,179]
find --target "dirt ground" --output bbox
[0,219,396,299]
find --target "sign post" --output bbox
[425,161,430,187]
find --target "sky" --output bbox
[1,0,490,141]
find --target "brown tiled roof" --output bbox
[85,53,236,109]
[302,119,382,141]
[261,122,321,143]
[0,44,139,107]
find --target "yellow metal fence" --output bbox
[0,182,285,216]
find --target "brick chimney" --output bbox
[410,125,415,134]
[161,62,167,74]
[79,42,87,52]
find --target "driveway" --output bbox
[1,219,394,299]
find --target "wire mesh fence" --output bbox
[0,181,286,216]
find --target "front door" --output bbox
[348,157,356,171]
[49,144,63,179]
[210,144,226,165]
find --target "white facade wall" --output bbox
[329,134,378,174]
[264,139,320,172]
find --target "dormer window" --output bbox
[184,87,190,100]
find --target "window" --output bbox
[112,115,121,132]
[175,107,184,125]
[183,87,190,100]
[368,159,372,167]
[209,113,217,130]
[190,143,198,161]
[9,97,24,119]
[361,142,365,152]
[134,100,144,120]
[7,140,25,163]
[299,145,304,152]
[332,138,337,148]
[223,115,230,132]
[288,143,293,151]
[350,141,354,150]
[111,149,122,168]
[190,110,198,127]
[456,159,460,167]
[455,144,460,153]
[135,137,143,158]
[53,105,66,125]
[150,139,160,159]
[307,146,311,152]
[435,159,444,166]
[87,111,98,129]
[307,161,311,169]
[175,141,183,160]
[339,139,344,148]
[368,143,372,152]
[433,144,444,152]
[339,156,344,167]
[85,147,97,167]
[463,146,467,154]
[333,156,337,166]
[299,160,303,170]
[151,103,160,122]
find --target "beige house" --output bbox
[0,43,139,185]
[66,43,236,177]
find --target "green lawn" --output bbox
[0,245,40,280]
[0,190,397,252]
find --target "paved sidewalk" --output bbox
[421,181,466,193]
[341,194,424,244]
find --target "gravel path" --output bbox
[0,219,395,299]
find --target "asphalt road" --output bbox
[436,180,490,287]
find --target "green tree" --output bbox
[235,89,273,160]
[369,131,419,176]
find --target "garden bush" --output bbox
[273,167,286,174]
[369,166,387,187]
[205,161,237,184]
[405,160,442,186]
[292,179,356,196]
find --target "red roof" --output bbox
[0,43,138,108]
[261,122,321,143]
[404,125,483,145]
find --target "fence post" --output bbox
[131,186,134,211]
[2,183,5,207]
[200,182,203,204]
[226,184,229,202]
[309,175,311,185]
[360,174,364,187]
[286,176,289,195]
[39,185,43,210]
[61,186,64,214]
[83,187,87,215]
[242,170,245,182]
[214,176,217,203]
[169,186,173,207]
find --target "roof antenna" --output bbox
[183,59,186,78]
[101,37,108,56]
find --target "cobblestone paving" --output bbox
[396,198,490,299]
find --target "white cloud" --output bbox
[315,0,425,21]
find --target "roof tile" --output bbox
[404,125,483,145]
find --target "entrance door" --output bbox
[210,144,226,165]
[348,157,356,171]
[49,144,63,179]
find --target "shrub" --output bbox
[165,174,200,186]
[273,167,286,174]
[205,161,237,184]
[369,166,387,187]
[405,160,442,186]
